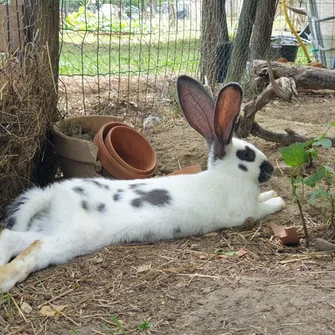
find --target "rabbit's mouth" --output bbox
[258,160,274,183]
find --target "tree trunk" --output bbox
[225,0,259,83]
[200,0,229,90]
[218,0,229,45]
[168,0,175,27]
[250,0,278,61]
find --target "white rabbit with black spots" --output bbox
[0,76,285,292]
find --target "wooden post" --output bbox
[0,1,25,52]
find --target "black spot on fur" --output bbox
[134,189,145,195]
[5,194,28,225]
[117,189,124,193]
[113,193,121,201]
[131,189,172,208]
[89,180,110,190]
[258,160,274,183]
[236,146,256,162]
[144,231,156,241]
[81,200,89,211]
[131,198,142,207]
[173,226,182,238]
[238,163,248,172]
[28,208,50,230]
[97,203,106,212]
[4,217,16,230]
[129,183,146,189]
[73,186,85,194]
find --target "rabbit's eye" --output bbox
[236,146,256,162]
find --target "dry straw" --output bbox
[0,44,60,220]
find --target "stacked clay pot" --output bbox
[93,122,157,179]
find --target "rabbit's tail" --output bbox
[4,186,53,231]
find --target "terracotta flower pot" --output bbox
[53,115,122,178]
[93,122,157,180]
[168,164,202,176]
[105,125,157,175]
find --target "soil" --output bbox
[61,123,97,142]
[1,82,335,335]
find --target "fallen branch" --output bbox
[236,76,297,138]
[251,122,335,146]
[235,60,334,142]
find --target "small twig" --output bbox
[296,197,309,247]
[37,288,74,309]
[176,273,221,279]
[47,302,80,327]
[45,41,57,95]
[9,293,28,324]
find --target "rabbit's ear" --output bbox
[214,83,243,148]
[177,75,215,144]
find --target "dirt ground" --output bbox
[1,83,335,335]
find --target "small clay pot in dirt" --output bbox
[168,164,202,176]
[93,122,157,180]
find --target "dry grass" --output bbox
[0,46,60,220]
[0,219,334,335]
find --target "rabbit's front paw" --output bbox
[266,196,286,212]
[259,190,278,203]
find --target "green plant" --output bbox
[100,314,127,335]
[59,36,200,76]
[139,320,152,332]
[63,6,159,34]
[280,122,335,246]
[0,291,14,322]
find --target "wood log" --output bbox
[236,76,297,138]
[253,60,335,90]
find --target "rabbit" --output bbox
[0,75,285,292]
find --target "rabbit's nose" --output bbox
[258,160,274,183]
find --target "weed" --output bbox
[280,121,335,245]
[139,320,152,332]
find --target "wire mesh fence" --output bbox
[58,0,202,118]
[1,1,334,118]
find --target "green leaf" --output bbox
[323,120,335,128]
[303,168,326,187]
[313,138,332,149]
[280,143,309,168]
[308,187,331,204]
[307,147,318,160]
[324,165,335,175]
[139,321,152,331]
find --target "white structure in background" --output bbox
[306,0,335,68]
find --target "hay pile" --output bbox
[0,47,60,220]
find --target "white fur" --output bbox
[0,138,284,292]
[0,78,285,292]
